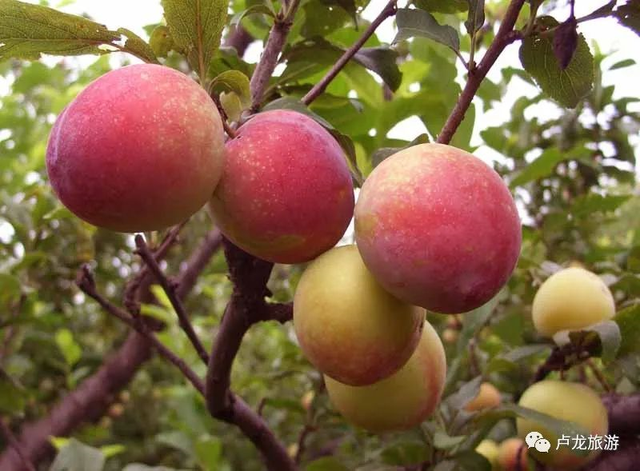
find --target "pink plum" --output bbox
[355,143,521,314]
[46,64,225,232]
[209,110,354,264]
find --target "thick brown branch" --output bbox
[135,235,209,365]
[0,418,35,471]
[301,0,397,106]
[437,0,525,144]
[204,240,296,470]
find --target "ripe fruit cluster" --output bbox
[47,65,523,433]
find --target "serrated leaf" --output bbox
[615,0,640,37]
[464,0,485,36]
[488,344,551,373]
[553,321,621,363]
[413,0,468,14]
[211,70,251,108]
[447,376,482,410]
[394,8,460,52]
[161,0,228,79]
[49,439,106,471]
[381,441,429,465]
[449,450,491,471]
[117,28,159,63]
[0,0,120,61]
[220,91,243,122]
[552,18,578,70]
[615,304,640,356]
[519,16,593,108]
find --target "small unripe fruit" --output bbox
[209,110,354,264]
[324,320,446,433]
[464,382,501,412]
[497,438,527,471]
[517,380,608,469]
[355,143,521,314]
[442,328,459,344]
[47,64,226,232]
[532,267,615,337]
[294,245,424,386]
[476,439,499,469]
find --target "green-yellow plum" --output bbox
[517,380,608,469]
[324,320,446,433]
[294,245,424,386]
[476,439,499,469]
[532,267,615,337]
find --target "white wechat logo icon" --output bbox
[525,431,550,453]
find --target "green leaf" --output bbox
[123,466,183,471]
[100,444,126,458]
[161,0,228,79]
[447,376,482,410]
[149,25,175,58]
[609,58,636,70]
[413,0,468,14]
[449,450,491,471]
[509,148,568,188]
[0,0,119,61]
[464,0,485,36]
[381,441,429,465]
[614,0,640,37]
[571,193,632,217]
[456,295,500,354]
[354,47,402,92]
[55,328,82,367]
[305,457,349,471]
[50,439,106,471]
[195,436,222,470]
[433,431,467,450]
[394,8,460,52]
[211,70,251,108]
[488,344,551,372]
[615,304,640,356]
[230,3,276,27]
[553,321,621,363]
[519,16,594,108]
[0,372,25,414]
[117,28,159,63]
[0,273,20,312]
[371,134,430,168]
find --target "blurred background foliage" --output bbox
[0,0,638,469]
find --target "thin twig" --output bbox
[301,0,398,106]
[134,235,209,365]
[76,266,204,393]
[0,418,35,471]
[123,222,186,314]
[437,0,526,144]
[587,359,613,393]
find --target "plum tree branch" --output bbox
[437,0,526,145]
[0,418,35,471]
[249,3,301,111]
[301,0,397,106]
[134,234,210,365]
[0,228,223,470]
[204,239,296,470]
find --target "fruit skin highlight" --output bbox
[209,110,354,264]
[517,380,609,469]
[294,245,424,386]
[324,320,446,433]
[46,64,226,232]
[532,267,615,337]
[355,143,521,314]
